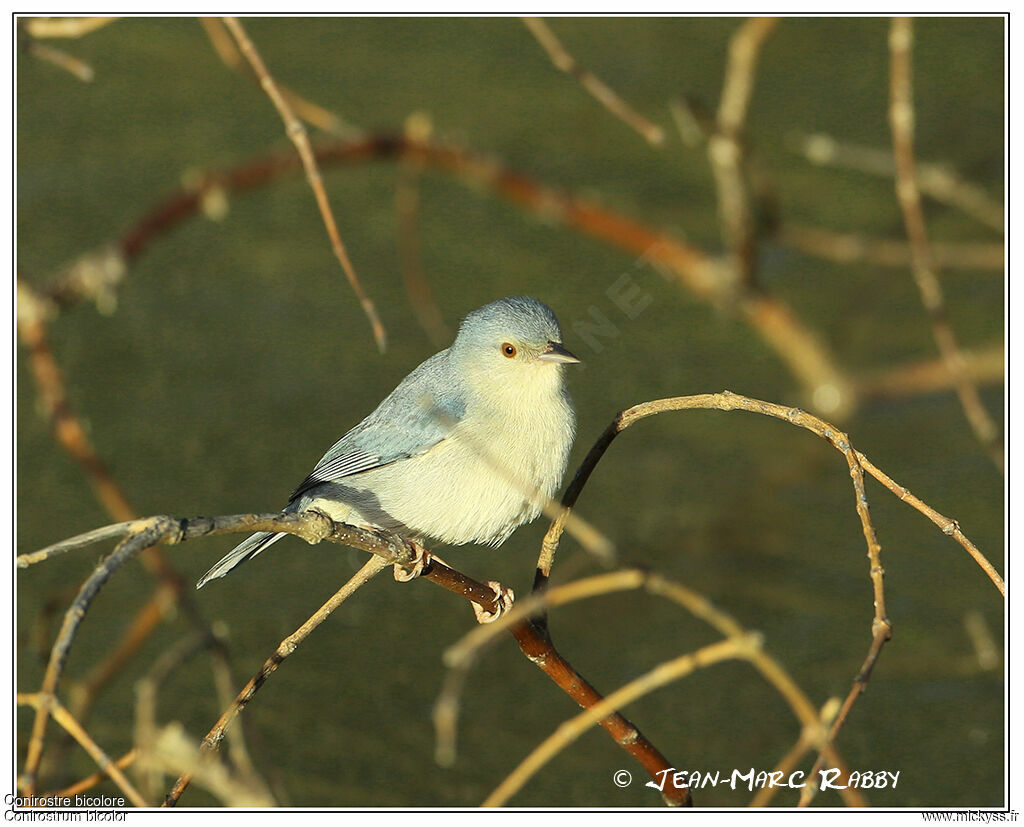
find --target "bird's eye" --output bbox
[501,342,517,358]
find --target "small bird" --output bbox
[197,296,579,589]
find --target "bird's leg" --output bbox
[390,542,514,623]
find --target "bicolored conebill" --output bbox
[197,296,579,588]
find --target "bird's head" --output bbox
[450,296,579,396]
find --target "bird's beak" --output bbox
[538,341,581,364]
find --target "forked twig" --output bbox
[486,635,758,807]
[444,388,998,806]
[523,391,1000,802]
[449,569,860,807]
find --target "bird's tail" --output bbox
[196,531,286,589]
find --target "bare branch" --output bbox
[200,17,360,137]
[220,17,387,352]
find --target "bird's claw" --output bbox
[393,540,441,582]
[472,581,515,624]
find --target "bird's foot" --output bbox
[393,539,441,582]
[472,581,515,624]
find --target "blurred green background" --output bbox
[17,17,1004,807]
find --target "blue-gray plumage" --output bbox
[196,296,579,589]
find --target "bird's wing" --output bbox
[288,350,465,503]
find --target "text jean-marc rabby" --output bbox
[645,768,900,793]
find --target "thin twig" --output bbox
[855,451,1004,596]
[750,697,842,807]
[135,628,272,805]
[163,554,389,805]
[220,17,386,351]
[18,693,148,807]
[522,17,664,146]
[798,627,889,807]
[888,18,1003,473]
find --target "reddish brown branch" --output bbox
[510,616,690,806]
[41,134,853,418]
